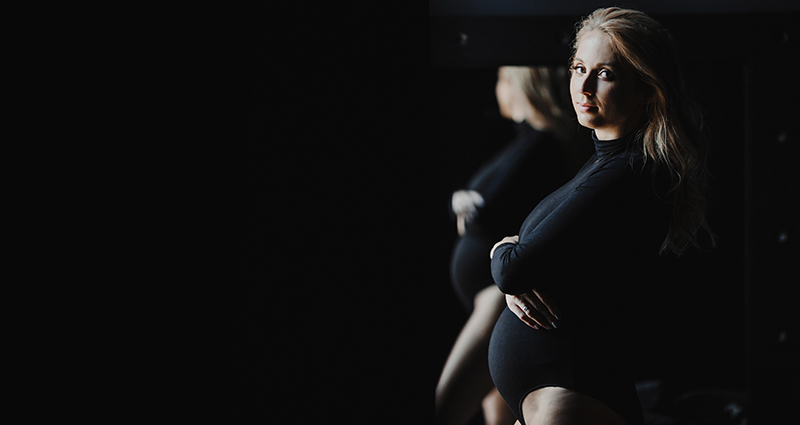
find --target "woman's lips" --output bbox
[576,102,598,112]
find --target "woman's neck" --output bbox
[524,109,553,133]
[594,111,647,140]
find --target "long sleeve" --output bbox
[490,155,656,295]
[447,126,574,310]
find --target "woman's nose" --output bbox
[580,74,596,96]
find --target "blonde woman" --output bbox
[437,66,582,425]
[488,8,713,425]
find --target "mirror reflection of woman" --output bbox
[488,8,714,425]
[437,66,583,425]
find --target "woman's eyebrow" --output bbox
[573,57,619,69]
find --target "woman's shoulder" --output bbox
[604,150,657,174]
[518,126,563,150]
[504,128,569,167]
[615,150,674,196]
[584,151,663,188]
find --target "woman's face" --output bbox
[495,67,526,122]
[570,30,647,140]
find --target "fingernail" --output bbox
[554,314,561,321]
[551,321,558,329]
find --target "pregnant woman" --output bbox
[488,8,714,425]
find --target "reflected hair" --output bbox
[572,7,714,255]
[503,66,579,158]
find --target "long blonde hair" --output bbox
[573,7,714,255]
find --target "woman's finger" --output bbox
[520,302,552,330]
[468,191,485,207]
[532,289,562,321]
[511,303,542,330]
[506,295,542,330]
[506,294,551,330]
[491,236,517,259]
[521,291,558,329]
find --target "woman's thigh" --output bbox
[521,386,628,425]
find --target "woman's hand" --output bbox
[490,235,519,259]
[505,289,561,330]
[452,190,484,236]
[451,190,484,216]
[452,190,484,227]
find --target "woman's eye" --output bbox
[599,69,615,80]
[571,65,585,74]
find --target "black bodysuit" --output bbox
[488,131,673,425]
[449,123,571,311]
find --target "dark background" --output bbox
[239,2,798,424]
[427,2,799,424]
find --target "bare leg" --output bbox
[436,285,509,425]
[482,386,517,425]
[521,387,628,425]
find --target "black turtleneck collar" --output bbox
[512,120,533,136]
[592,130,636,159]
